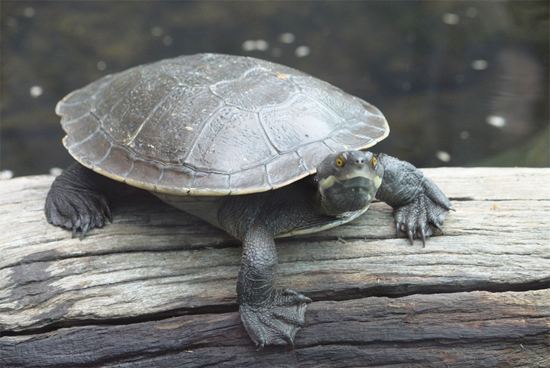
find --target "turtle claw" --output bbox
[432,221,443,232]
[240,289,310,348]
[281,288,312,304]
[407,229,414,245]
[394,192,450,246]
[395,223,401,237]
[46,182,111,239]
[376,154,451,246]
[281,332,295,348]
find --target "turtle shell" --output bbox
[56,53,389,195]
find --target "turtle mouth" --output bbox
[319,175,379,216]
[322,172,378,190]
[329,176,378,199]
[340,176,374,190]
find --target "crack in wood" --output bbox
[1,169,549,367]
[2,281,549,337]
[1,290,549,368]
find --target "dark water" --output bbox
[1,0,548,177]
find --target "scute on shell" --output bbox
[57,53,389,195]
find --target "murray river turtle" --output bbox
[45,53,452,348]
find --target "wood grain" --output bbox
[1,168,549,367]
[2,290,549,368]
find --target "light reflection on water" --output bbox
[1,1,548,176]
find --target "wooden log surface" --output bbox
[1,168,549,367]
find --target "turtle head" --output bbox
[314,151,384,216]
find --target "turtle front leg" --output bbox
[376,153,453,246]
[45,162,112,238]
[237,223,311,348]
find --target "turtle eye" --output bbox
[335,156,346,168]
[370,155,378,168]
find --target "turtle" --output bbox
[45,53,452,348]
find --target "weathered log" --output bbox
[1,168,549,367]
[2,290,549,368]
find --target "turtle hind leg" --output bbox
[45,162,112,239]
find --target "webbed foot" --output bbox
[240,289,311,349]
[45,164,112,239]
[394,177,452,246]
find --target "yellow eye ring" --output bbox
[335,157,345,167]
[370,156,378,168]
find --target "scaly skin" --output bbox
[217,183,333,348]
[44,151,452,348]
[45,163,112,239]
[236,223,311,348]
[376,154,453,246]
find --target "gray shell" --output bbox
[56,53,389,195]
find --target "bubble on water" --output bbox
[30,85,43,98]
[486,115,506,128]
[242,40,255,51]
[466,7,478,18]
[471,59,488,70]
[0,170,14,180]
[436,151,451,162]
[279,33,295,44]
[459,130,470,140]
[151,26,163,37]
[97,60,107,71]
[442,13,460,25]
[271,47,282,57]
[162,35,173,46]
[295,46,310,58]
[49,167,63,176]
[23,7,35,18]
[255,39,269,51]
[242,40,269,52]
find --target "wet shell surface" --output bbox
[57,53,389,195]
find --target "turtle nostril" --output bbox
[356,159,365,165]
